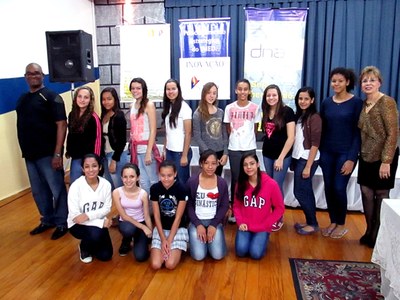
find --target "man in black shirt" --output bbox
[16,63,68,240]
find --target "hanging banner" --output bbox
[244,8,308,108]
[179,18,230,100]
[120,24,170,102]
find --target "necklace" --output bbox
[365,92,383,108]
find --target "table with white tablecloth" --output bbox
[371,199,400,300]
[184,146,400,211]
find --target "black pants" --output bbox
[69,224,113,261]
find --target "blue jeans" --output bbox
[263,156,292,196]
[188,220,227,261]
[69,158,83,185]
[166,148,192,184]
[25,157,68,227]
[319,151,352,225]
[69,224,113,261]
[137,152,159,194]
[119,220,150,262]
[292,158,319,226]
[235,230,270,260]
[103,150,129,190]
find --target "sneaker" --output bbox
[78,245,92,263]
[271,218,284,232]
[119,237,131,256]
[228,215,236,224]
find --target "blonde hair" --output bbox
[360,66,383,84]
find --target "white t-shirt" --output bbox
[292,121,320,160]
[195,185,218,220]
[223,101,261,151]
[165,101,192,152]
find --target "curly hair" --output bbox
[70,86,95,133]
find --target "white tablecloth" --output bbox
[371,199,400,300]
[185,146,400,211]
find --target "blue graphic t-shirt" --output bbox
[150,180,189,230]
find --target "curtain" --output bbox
[165,0,400,109]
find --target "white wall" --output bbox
[0,0,98,200]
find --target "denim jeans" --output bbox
[166,148,192,184]
[119,220,150,262]
[69,224,113,261]
[25,156,68,227]
[103,150,129,190]
[69,158,83,185]
[136,152,159,194]
[319,151,353,225]
[228,149,256,203]
[263,156,292,196]
[235,230,269,260]
[292,158,319,226]
[188,220,227,261]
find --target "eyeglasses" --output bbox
[25,71,42,77]
[361,78,379,84]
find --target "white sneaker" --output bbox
[79,245,93,263]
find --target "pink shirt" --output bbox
[117,187,145,222]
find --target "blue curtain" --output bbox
[165,0,400,109]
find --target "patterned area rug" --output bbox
[289,258,383,300]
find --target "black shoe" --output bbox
[359,234,371,245]
[51,226,68,240]
[30,223,55,235]
[79,245,93,263]
[119,238,131,256]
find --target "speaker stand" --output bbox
[70,82,75,99]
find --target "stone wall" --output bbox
[94,0,165,100]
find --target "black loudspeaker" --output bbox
[46,30,95,82]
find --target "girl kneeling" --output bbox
[112,163,153,261]
[67,154,113,263]
[186,150,229,261]
[150,161,189,270]
[233,153,284,260]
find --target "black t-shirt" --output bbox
[16,87,67,160]
[150,180,189,230]
[262,105,295,159]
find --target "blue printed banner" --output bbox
[179,18,230,100]
[244,8,308,108]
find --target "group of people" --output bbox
[16,62,398,269]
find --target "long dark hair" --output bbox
[162,79,183,128]
[294,87,317,126]
[130,77,149,116]
[235,152,262,201]
[121,163,140,187]
[330,67,356,92]
[261,84,285,131]
[198,82,218,121]
[70,86,95,133]
[100,87,121,120]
